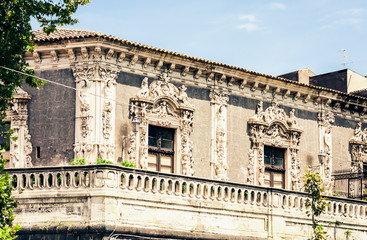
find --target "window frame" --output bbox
[264,146,285,189]
[148,125,175,173]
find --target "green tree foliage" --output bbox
[0,1,89,238]
[96,158,113,165]
[303,169,329,240]
[120,160,137,168]
[71,158,86,165]
[0,156,19,240]
[0,0,89,121]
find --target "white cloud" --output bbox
[321,8,365,28]
[269,2,287,10]
[339,8,364,16]
[237,14,265,32]
[239,14,256,22]
[321,18,361,29]
[236,23,263,32]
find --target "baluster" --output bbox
[196,183,202,199]
[263,192,268,206]
[237,189,243,203]
[188,182,194,197]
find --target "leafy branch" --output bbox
[303,169,329,240]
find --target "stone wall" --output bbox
[19,67,362,191]
[23,69,75,166]
[115,71,360,188]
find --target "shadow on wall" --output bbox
[306,155,313,167]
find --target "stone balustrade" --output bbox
[6,165,367,239]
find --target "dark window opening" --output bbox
[264,146,285,189]
[36,146,41,158]
[148,125,174,173]
[0,123,10,151]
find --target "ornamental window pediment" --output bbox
[247,100,303,191]
[131,72,194,111]
[128,72,195,176]
[249,101,303,132]
[349,122,367,172]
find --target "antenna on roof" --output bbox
[338,49,352,68]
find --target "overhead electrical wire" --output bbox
[0,65,356,165]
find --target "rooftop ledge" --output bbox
[6,165,367,240]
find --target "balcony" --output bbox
[7,165,367,240]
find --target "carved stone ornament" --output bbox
[129,72,195,175]
[99,66,118,84]
[68,49,75,61]
[73,65,118,163]
[50,50,58,62]
[210,90,229,181]
[317,111,335,195]
[349,122,367,173]
[33,52,41,63]
[102,101,112,140]
[247,100,303,190]
[73,66,95,88]
[98,143,115,162]
[79,91,91,138]
[100,67,117,141]
[209,90,229,106]
[7,88,33,168]
[128,132,137,164]
[247,149,255,184]
[74,142,94,164]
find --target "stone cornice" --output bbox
[24,39,367,118]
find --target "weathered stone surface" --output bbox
[8,166,367,240]
[22,69,75,166]
[15,28,367,239]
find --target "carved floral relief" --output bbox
[129,72,195,175]
[317,111,335,195]
[72,65,118,162]
[349,122,367,173]
[247,100,303,191]
[210,90,229,181]
[7,88,33,168]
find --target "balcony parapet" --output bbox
[6,165,367,239]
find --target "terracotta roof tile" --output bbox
[33,29,103,41]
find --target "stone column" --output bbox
[317,111,335,195]
[99,66,118,161]
[209,90,229,181]
[73,65,118,163]
[8,88,32,168]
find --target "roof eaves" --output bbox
[32,29,367,102]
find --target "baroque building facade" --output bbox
[5,29,367,239]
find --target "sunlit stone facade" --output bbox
[6,29,367,239]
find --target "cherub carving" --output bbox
[178,85,190,105]
[137,77,149,98]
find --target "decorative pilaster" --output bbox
[8,88,33,168]
[181,110,194,176]
[73,65,118,163]
[290,148,301,191]
[247,149,255,184]
[99,66,117,161]
[210,90,229,181]
[139,118,149,170]
[127,131,137,164]
[317,111,335,195]
[257,145,265,186]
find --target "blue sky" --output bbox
[33,0,367,76]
